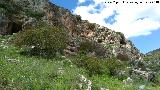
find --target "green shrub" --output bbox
[78,40,106,57]
[116,32,126,45]
[76,15,82,22]
[72,55,124,77]
[11,24,69,58]
[25,10,44,20]
[104,58,125,76]
[72,55,105,76]
[87,23,96,30]
[78,40,95,54]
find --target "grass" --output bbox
[0,35,86,89]
[0,35,160,90]
[91,75,136,90]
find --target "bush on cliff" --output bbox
[11,24,69,58]
[78,40,107,57]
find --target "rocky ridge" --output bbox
[0,0,141,61]
[40,2,142,61]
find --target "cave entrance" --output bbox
[11,22,22,34]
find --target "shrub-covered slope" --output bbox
[144,49,160,81]
[0,35,160,90]
[0,0,160,90]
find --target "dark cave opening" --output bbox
[11,22,22,34]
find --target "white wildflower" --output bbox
[80,75,87,82]
[78,83,82,89]
[57,68,64,74]
[31,46,35,48]
[101,87,109,90]
[123,77,133,85]
[87,80,92,90]
[138,85,145,90]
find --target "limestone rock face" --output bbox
[22,18,37,30]
[42,2,142,61]
[0,0,142,61]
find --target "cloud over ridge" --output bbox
[74,0,160,38]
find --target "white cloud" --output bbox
[74,0,160,38]
[78,0,86,4]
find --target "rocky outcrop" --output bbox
[42,2,142,61]
[64,41,78,56]
[0,0,142,61]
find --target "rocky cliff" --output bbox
[0,0,142,61]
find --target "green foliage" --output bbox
[0,36,87,89]
[0,0,22,17]
[0,8,6,14]
[72,55,104,76]
[105,58,125,76]
[1,35,160,90]
[144,52,160,61]
[144,56,160,74]
[91,75,136,90]
[116,31,126,44]
[144,51,160,73]
[116,32,124,37]
[78,40,95,54]
[76,15,82,22]
[0,0,45,21]
[0,51,86,90]
[11,24,69,58]
[78,40,106,57]
[25,10,44,20]
[72,54,125,77]
[87,23,96,30]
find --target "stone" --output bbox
[100,87,109,90]
[78,75,92,90]
[22,18,37,30]
[137,85,145,90]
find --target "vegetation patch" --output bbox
[72,54,125,78]
[11,24,69,58]
[78,40,107,57]
[0,30,160,90]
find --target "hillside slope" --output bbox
[0,0,160,89]
[0,0,142,61]
[0,35,160,90]
[146,48,160,56]
[144,48,160,74]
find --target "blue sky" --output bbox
[51,0,160,54]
